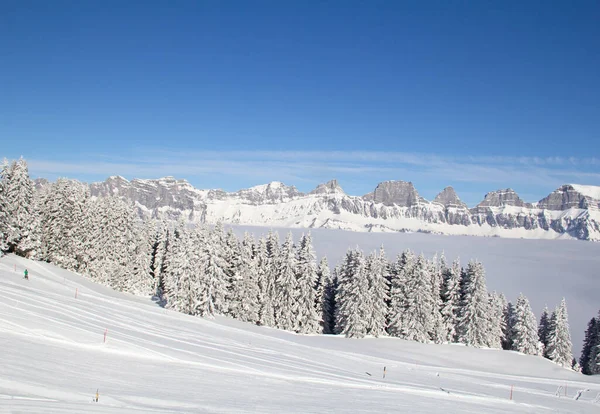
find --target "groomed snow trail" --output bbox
[1,255,599,413]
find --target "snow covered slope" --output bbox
[1,255,599,413]
[85,177,600,241]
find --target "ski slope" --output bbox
[1,255,599,413]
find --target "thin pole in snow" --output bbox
[383,366,386,379]
[510,385,514,401]
[103,328,108,343]
[75,288,78,299]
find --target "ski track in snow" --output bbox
[1,255,599,413]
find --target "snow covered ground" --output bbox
[1,254,599,413]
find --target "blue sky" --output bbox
[1,1,599,205]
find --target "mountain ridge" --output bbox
[74,177,600,241]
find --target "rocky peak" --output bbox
[537,184,600,211]
[310,179,345,195]
[476,189,530,208]
[433,186,467,209]
[364,180,425,207]
[236,181,303,204]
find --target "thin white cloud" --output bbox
[24,150,600,200]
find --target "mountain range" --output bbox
[79,176,600,241]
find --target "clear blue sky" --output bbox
[2,0,599,205]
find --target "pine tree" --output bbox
[335,249,369,338]
[546,299,573,368]
[256,237,276,327]
[274,232,298,331]
[196,226,230,316]
[0,158,10,253]
[128,221,154,295]
[389,253,436,343]
[538,307,551,357]
[39,179,89,270]
[582,311,600,375]
[226,233,260,322]
[579,316,598,375]
[440,258,461,342]
[457,261,492,347]
[511,294,541,355]
[363,247,389,337]
[295,233,320,333]
[3,158,35,255]
[428,253,446,343]
[487,292,506,349]
[317,257,337,334]
[502,301,516,350]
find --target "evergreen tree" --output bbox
[196,226,230,316]
[294,233,320,333]
[0,158,10,252]
[227,232,260,322]
[256,237,276,327]
[389,253,435,343]
[274,232,298,331]
[428,253,446,343]
[457,260,492,347]
[582,311,600,375]
[363,247,389,337]
[502,301,516,350]
[546,299,573,368]
[538,307,551,357]
[487,292,506,349]
[440,258,461,342]
[318,258,337,334]
[579,316,598,375]
[511,294,541,355]
[335,249,369,338]
[3,158,35,255]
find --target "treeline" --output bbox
[0,158,597,374]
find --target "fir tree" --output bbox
[538,307,551,357]
[487,292,506,349]
[502,301,516,350]
[546,299,573,368]
[274,232,298,331]
[441,258,461,342]
[363,247,389,337]
[318,258,338,334]
[256,237,276,327]
[457,261,492,347]
[511,294,541,355]
[390,253,436,343]
[227,232,260,322]
[335,249,369,338]
[295,233,320,333]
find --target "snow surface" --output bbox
[1,254,599,413]
[229,226,600,356]
[570,184,600,201]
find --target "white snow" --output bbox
[1,254,599,413]
[570,184,600,201]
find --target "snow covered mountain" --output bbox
[86,177,600,241]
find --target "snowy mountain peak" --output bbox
[363,180,425,207]
[476,188,530,208]
[569,184,600,201]
[537,184,600,211]
[236,181,302,204]
[310,179,345,195]
[107,175,129,183]
[433,186,467,209]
